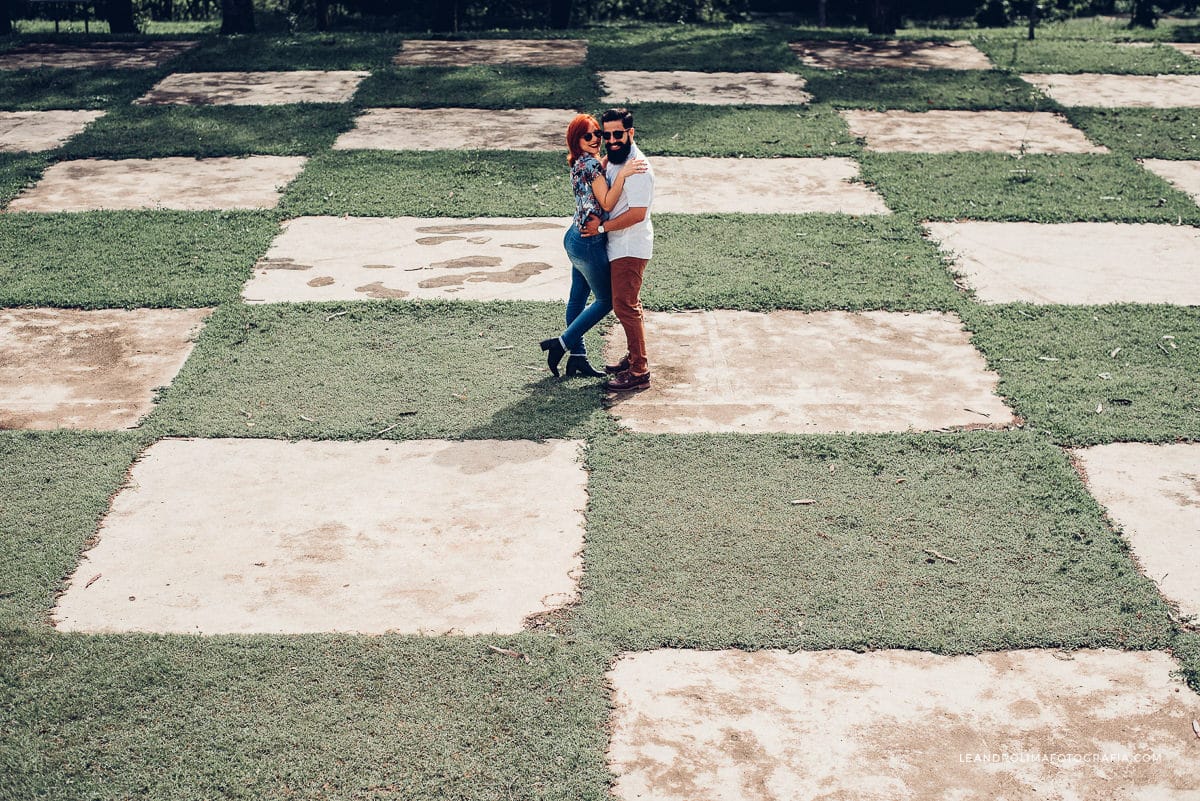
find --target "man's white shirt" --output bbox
[603,142,654,260]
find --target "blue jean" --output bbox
[561,226,611,355]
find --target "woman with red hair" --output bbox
[540,113,645,378]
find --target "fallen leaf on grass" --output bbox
[487,645,530,663]
[84,573,101,589]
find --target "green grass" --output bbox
[0,211,279,309]
[644,214,961,311]
[586,23,798,71]
[144,301,613,440]
[0,630,612,801]
[1066,108,1200,159]
[0,432,143,631]
[355,66,599,109]
[280,151,571,217]
[860,152,1200,223]
[0,153,48,207]
[170,32,399,71]
[1173,631,1200,693]
[974,37,1200,74]
[632,103,858,157]
[962,304,1200,445]
[577,431,1173,652]
[0,68,157,111]
[59,104,357,159]
[804,68,1048,111]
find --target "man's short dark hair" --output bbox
[601,107,634,129]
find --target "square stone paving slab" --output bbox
[243,216,571,302]
[334,107,574,151]
[1141,158,1200,206]
[1074,442,1200,620]
[135,70,370,106]
[603,310,1014,434]
[4,156,308,212]
[653,156,889,215]
[789,39,993,70]
[393,39,586,67]
[0,40,197,70]
[925,221,1200,304]
[599,71,811,106]
[0,110,104,153]
[608,648,1200,801]
[53,437,586,634]
[841,110,1107,154]
[0,308,210,430]
[1022,73,1200,107]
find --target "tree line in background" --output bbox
[0,0,1195,36]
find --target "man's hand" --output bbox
[580,215,602,238]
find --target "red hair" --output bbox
[566,113,599,166]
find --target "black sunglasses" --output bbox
[601,129,628,141]
[580,130,601,142]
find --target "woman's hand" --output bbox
[618,158,648,178]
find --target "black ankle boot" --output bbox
[565,354,605,378]
[540,338,566,377]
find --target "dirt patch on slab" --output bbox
[603,309,1014,434]
[608,648,1200,801]
[0,40,198,70]
[789,39,993,70]
[334,107,573,151]
[841,110,1107,154]
[52,438,587,634]
[135,70,369,106]
[652,156,889,214]
[5,156,308,212]
[599,71,811,106]
[0,110,105,153]
[926,221,1200,304]
[1141,158,1200,205]
[1022,73,1200,107]
[393,38,587,67]
[0,308,210,430]
[244,216,570,302]
[1073,443,1200,619]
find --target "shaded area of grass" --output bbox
[860,152,1200,222]
[280,150,571,217]
[633,103,857,158]
[1066,108,1200,160]
[0,68,156,110]
[59,104,356,159]
[804,68,1046,111]
[0,211,279,309]
[171,32,399,71]
[0,631,612,801]
[974,37,1200,74]
[645,214,960,311]
[962,303,1200,445]
[145,301,612,441]
[587,23,797,71]
[356,66,599,109]
[0,432,142,631]
[0,153,48,207]
[577,431,1173,652]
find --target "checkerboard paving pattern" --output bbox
[599,70,811,105]
[134,70,370,106]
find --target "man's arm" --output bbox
[581,206,647,237]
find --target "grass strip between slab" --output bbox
[972,37,1200,75]
[0,68,159,111]
[804,69,1047,111]
[577,430,1173,652]
[0,153,48,207]
[0,631,612,801]
[169,32,400,71]
[961,303,1200,446]
[586,23,798,71]
[1065,108,1200,160]
[632,103,858,158]
[355,66,600,110]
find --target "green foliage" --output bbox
[975,36,1200,73]
[0,153,48,208]
[356,66,599,109]
[633,104,857,157]
[804,69,1048,111]
[1066,108,1200,159]
[0,69,156,111]
[586,23,795,70]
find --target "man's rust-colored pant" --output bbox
[611,256,650,375]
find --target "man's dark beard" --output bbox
[606,141,630,164]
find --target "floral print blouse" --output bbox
[570,153,606,232]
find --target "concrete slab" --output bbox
[4,156,308,212]
[0,40,197,70]
[1074,443,1200,620]
[0,308,210,430]
[789,39,993,70]
[652,157,890,215]
[1021,73,1200,107]
[925,221,1200,304]
[599,71,811,106]
[334,107,574,151]
[135,70,369,106]
[243,216,571,302]
[0,110,104,153]
[53,438,586,635]
[841,110,1107,154]
[1142,159,1200,206]
[608,648,1200,801]
[393,39,587,67]
[603,310,1014,434]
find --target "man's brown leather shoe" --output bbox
[603,370,650,392]
[604,355,631,375]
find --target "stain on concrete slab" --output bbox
[135,70,369,106]
[52,438,587,634]
[1141,158,1200,206]
[417,261,553,288]
[334,107,574,151]
[0,40,198,70]
[354,281,409,298]
[393,39,587,67]
[841,110,1107,154]
[307,276,335,287]
[0,308,211,430]
[790,39,993,70]
[599,71,811,106]
[0,110,105,153]
[1022,73,1200,107]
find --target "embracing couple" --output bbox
[539,106,653,393]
